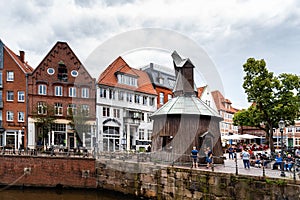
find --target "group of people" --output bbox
[191,146,213,169]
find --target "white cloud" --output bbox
[1,0,299,108]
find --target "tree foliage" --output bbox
[233,58,300,152]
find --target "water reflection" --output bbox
[0,188,139,200]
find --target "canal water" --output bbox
[0,188,141,200]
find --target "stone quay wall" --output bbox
[0,155,96,188]
[96,159,300,200]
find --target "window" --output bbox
[67,104,77,116]
[118,91,124,101]
[127,93,133,102]
[149,97,155,106]
[100,88,107,98]
[38,102,47,115]
[7,71,14,81]
[7,91,13,101]
[54,103,63,116]
[38,84,47,95]
[55,86,63,96]
[71,70,78,77]
[18,91,25,102]
[47,68,55,75]
[113,109,120,118]
[109,89,115,99]
[296,127,300,132]
[57,63,68,82]
[81,88,89,98]
[103,107,110,117]
[159,92,164,105]
[69,87,76,97]
[0,71,2,87]
[18,112,24,122]
[135,94,140,104]
[143,96,147,105]
[6,111,13,121]
[168,94,172,101]
[81,105,90,117]
[117,74,137,86]
[139,129,145,140]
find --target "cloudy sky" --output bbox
[1,0,300,109]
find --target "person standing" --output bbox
[206,147,213,168]
[241,149,250,169]
[191,146,199,168]
[228,145,234,160]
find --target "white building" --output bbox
[96,57,157,152]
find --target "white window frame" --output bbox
[159,92,164,105]
[54,103,63,116]
[7,71,14,81]
[38,84,47,95]
[81,88,89,98]
[7,91,14,101]
[6,111,13,121]
[67,104,77,116]
[38,102,47,115]
[18,91,25,102]
[81,104,90,117]
[18,112,24,122]
[55,86,63,96]
[69,87,76,97]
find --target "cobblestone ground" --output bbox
[200,153,300,181]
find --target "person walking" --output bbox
[241,148,250,169]
[206,147,213,168]
[228,145,234,160]
[191,146,199,168]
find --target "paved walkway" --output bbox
[201,153,300,181]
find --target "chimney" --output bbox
[19,51,25,63]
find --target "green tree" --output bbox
[32,102,56,149]
[233,58,300,152]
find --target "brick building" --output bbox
[27,41,96,151]
[0,40,33,150]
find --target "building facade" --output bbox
[0,40,33,151]
[141,63,175,108]
[27,42,96,151]
[97,57,157,152]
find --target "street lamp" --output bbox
[278,119,285,177]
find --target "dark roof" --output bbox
[140,63,176,90]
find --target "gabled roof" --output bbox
[3,45,33,73]
[151,96,222,119]
[97,56,157,95]
[211,90,239,114]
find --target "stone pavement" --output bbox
[200,153,300,181]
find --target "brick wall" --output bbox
[0,156,96,188]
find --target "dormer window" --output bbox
[116,73,137,87]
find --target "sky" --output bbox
[1,0,300,109]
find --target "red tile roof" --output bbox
[211,90,239,114]
[4,46,33,73]
[197,86,206,98]
[98,56,157,95]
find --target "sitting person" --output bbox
[284,154,294,171]
[272,153,283,170]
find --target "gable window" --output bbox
[38,102,47,115]
[38,84,47,95]
[6,111,13,121]
[57,62,68,82]
[18,112,24,122]
[69,87,76,97]
[117,74,137,87]
[18,91,25,102]
[81,88,89,98]
[7,71,14,81]
[81,105,90,117]
[7,91,13,101]
[55,86,63,96]
[54,102,63,116]
[67,104,77,116]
